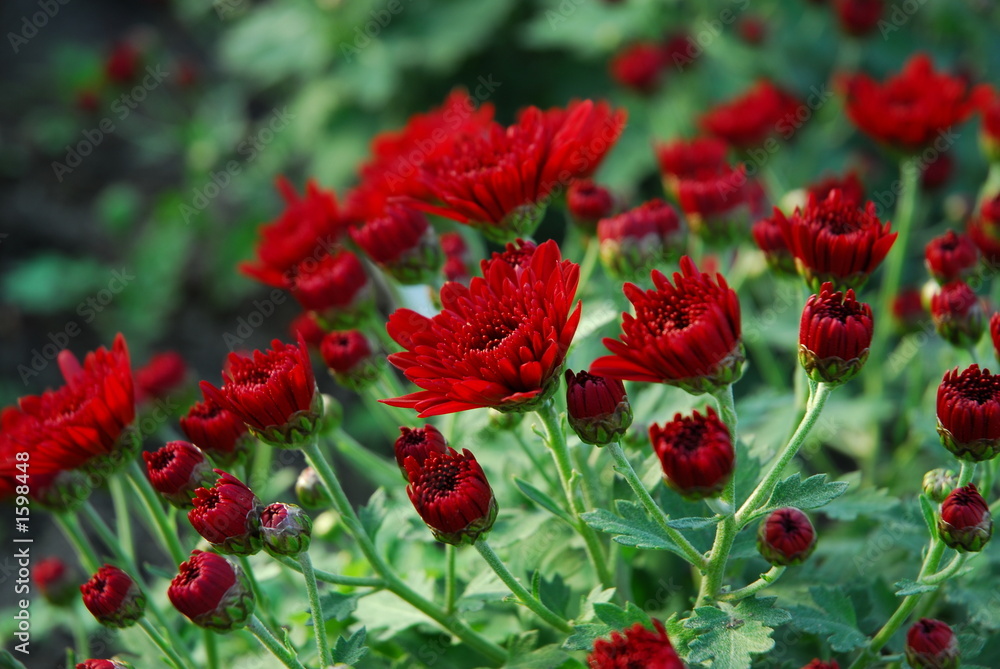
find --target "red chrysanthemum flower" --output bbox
[143,441,216,508]
[188,470,263,555]
[481,238,539,273]
[591,257,743,394]
[775,190,897,291]
[925,230,979,283]
[565,370,632,446]
[655,136,730,194]
[991,312,1000,363]
[349,205,441,284]
[609,42,666,94]
[104,41,140,84]
[699,80,801,148]
[752,212,795,275]
[289,312,327,348]
[801,660,840,669]
[806,171,865,207]
[404,447,497,545]
[587,619,684,669]
[135,351,188,404]
[799,282,874,385]
[286,249,372,327]
[892,287,927,334]
[567,179,615,232]
[168,550,255,631]
[180,393,251,465]
[905,619,959,669]
[757,507,817,566]
[394,425,449,474]
[650,406,733,499]
[677,165,764,245]
[834,0,883,36]
[76,660,134,669]
[260,502,313,557]
[967,193,1000,262]
[81,565,145,628]
[382,240,581,416]
[938,483,992,552]
[598,199,683,278]
[201,335,320,447]
[662,32,697,70]
[936,365,1000,461]
[34,557,79,607]
[842,53,991,151]
[930,280,984,349]
[320,330,381,390]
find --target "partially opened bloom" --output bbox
[81,565,145,628]
[930,281,984,349]
[287,250,373,329]
[677,165,763,245]
[834,0,883,36]
[320,330,381,391]
[289,312,327,348]
[382,240,580,416]
[757,507,817,566]
[394,425,449,473]
[905,619,960,669]
[655,136,730,198]
[404,447,497,545]
[180,393,251,465]
[188,471,263,555]
[169,550,255,631]
[609,42,666,94]
[143,441,216,508]
[567,179,614,232]
[592,256,743,395]
[587,619,683,669]
[134,351,188,404]
[597,199,683,278]
[650,407,733,499]
[349,205,442,284]
[752,211,795,275]
[936,365,1000,461]
[699,80,801,148]
[565,370,632,446]
[76,660,135,669]
[260,502,313,557]
[938,484,992,552]
[34,557,79,607]
[806,171,865,207]
[925,230,979,283]
[968,193,1000,262]
[799,282,873,385]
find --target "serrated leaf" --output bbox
[919,494,938,540]
[507,644,574,668]
[581,501,683,555]
[358,488,388,539]
[685,598,786,669]
[563,623,611,652]
[515,477,575,527]
[666,516,722,530]
[318,591,362,622]
[786,587,866,652]
[332,627,369,665]
[752,474,848,523]
[593,601,653,630]
[893,578,938,597]
[822,486,901,521]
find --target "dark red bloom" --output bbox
[699,80,801,148]
[738,16,766,45]
[834,0,883,36]
[287,249,373,327]
[592,257,743,394]
[188,470,263,555]
[799,282,873,385]
[180,393,251,465]
[320,330,381,390]
[677,165,763,245]
[349,205,442,284]
[135,351,188,404]
[394,425,449,473]
[404,447,497,545]
[655,136,730,188]
[482,238,539,273]
[440,232,469,261]
[936,365,1000,461]
[81,565,145,628]
[752,212,795,275]
[443,256,471,283]
[938,484,992,552]
[843,53,991,151]
[775,190,897,291]
[597,199,683,278]
[76,661,134,669]
[239,177,342,287]
[662,33,697,70]
[105,41,140,84]
[649,406,734,500]
[34,557,79,607]
[801,661,840,669]
[806,171,865,207]
[930,281,984,349]
[587,619,683,669]
[967,193,1000,262]
[925,230,979,283]
[757,507,817,566]
[201,335,320,447]
[991,312,1000,363]
[565,370,632,446]
[921,152,953,191]
[168,550,254,631]
[383,240,580,416]
[567,179,615,232]
[143,441,216,508]
[905,619,960,669]
[260,502,313,556]
[609,42,666,94]
[892,288,927,334]
[289,312,327,348]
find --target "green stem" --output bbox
[577,233,601,292]
[534,402,615,588]
[204,630,219,669]
[249,441,274,493]
[240,555,280,635]
[275,555,384,587]
[923,553,966,585]
[246,615,307,669]
[445,544,458,615]
[958,461,977,487]
[138,618,194,669]
[297,552,332,666]
[981,458,997,497]
[70,601,90,659]
[109,476,135,566]
[607,441,706,569]
[54,512,101,573]
[301,440,507,666]
[126,464,187,565]
[876,158,921,357]
[474,540,573,633]
[720,566,786,602]
[512,426,559,492]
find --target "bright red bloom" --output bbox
[843,53,990,151]
[799,282,873,385]
[925,230,978,283]
[34,557,79,607]
[481,238,539,273]
[650,406,733,500]
[905,619,959,669]
[677,165,763,244]
[892,288,927,334]
[592,257,743,394]
[567,179,614,231]
[383,240,580,416]
[169,550,254,631]
[180,393,250,465]
[930,281,984,349]
[598,199,683,278]
[834,0,883,36]
[587,619,683,669]
[320,330,381,390]
[239,177,342,287]
[775,190,897,291]
[752,212,795,275]
[349,205,441,284]
[565,370,632,446]
[443,256,471,283]
[936,365,1000,461]
[286,249,372,322]
[394,425,449,473]
[699,80,801,148]
[188,470,263,555]
[806,171,865,207]
[938,484,992,551]
[105,41,139,84]
[81,565,145,628]
[757,507,817,566]
[801,661,840,669]
[143,441,216,508]
[289,312,327,348]
[76,661,134,669]
[201,335,320,446]
[609,42,666,94]
[135,351,187,404]
[967,193,1000,261]
[404,447,497,545]
[655,136,730,185]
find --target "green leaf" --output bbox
[515,477,575,527]
[685,598,789,669]
[893,579,937,597]
[666,516,721,530]
[358,488,388,539]
[786,587,866,652]
[564,623,611,652]
[507,641,576,669]
[332,627,369,665]
[564,602,654,653]
[318,591,362,622]
[753,474,848,523]
[581,501,684,555]
[919,494,939,540]
[822,485,902,521]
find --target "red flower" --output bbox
[938,483,992,552]
[404,447,497,545]
[757,507,817,566]
[34,557,79,607]
[968,193,1000,261]
[752,212,795,275]
[591,257,743,394]
[806,171,865,207]
[260,502,313,557]
[382,240,580,416]
[738,16,767,45]
[921,152,953,191]
[394,425,449,473]
[105,41,140,84]
[980,88,1000,162]
[775,190,897,291]
[649,407,734,500]
[188,470,263,555]
[843,53,990,151]
[991,312,1000,362]
[905,619,959,669]
[662,33,697,70]
[609,42,666,94]
[801,661,840,669]
[443,256,471,283]
[201,336,321,447]
[143,441,216,508]
[81,565,146,628]
[481,238,539,273]
[925,230,978,283]
[76,661,134,669]
[349,205,442,284]
[655,136,730,189]
[320,330,381,390]
[699,80,801,148]
[677,165,764,245]
[598,199,683,278]
[587,619,684,669]
[287,249,372,327]
[239,177,342,287]
[289,312,327,348]
[565,370,632,446]
[892,287,927,334]
[567,179,615,231]
[930,281,984,349]
[180,393,251,465]
[168,550,254,631]
[135,351,188,404]
[440,232,469,261]
[834,0,883,36]
[936,365,1000,461]
[799,282,873,385]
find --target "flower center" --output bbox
[147,448,176,473]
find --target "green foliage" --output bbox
[685,597,792,669]
[786,587,867,652]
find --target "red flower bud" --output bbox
[938,484,992,552]
[757,507,817,566]
[80,565,146,628]
[968,193,1000,262]
[936,365,1000,461]
[752,212,796,275]
[105,41,140,84]
[699,80,801,149]
[76,660,135,669]
[320,330,382,391]
[260,502,313,557]
[394,425,449,474]
[650,407,733,500]
[834,0,883,36]
[799,282,873,385]
[931,281,985,349]
[587,619,683,668]
[655,136,729,199]
[806,171,865,208]
[135,351,188,404]
[925,230,979,284]
[565,370,632,446]
[597,199,683,279]
[34,557,79,607]
[144,441,217,508]
[801,661,840,669]
[168,550,255,631]
[905,618,960,669]
[290,312,327,348]
[180,394,251,466]
[188,471,263,555]
[567,179,614,232]
[677,165,762,246]
[404,447,497,545]
[609,42,666,95]
[288,250,373,329]
[295,466,331,510]
[350,205,442,284]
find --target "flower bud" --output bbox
[288,250,374,329]
[587,619,683,668]
[800,661,840,669]
[143,441,217,508]
[168,550,255,632]
[905,618,960,669]
[597,199,683,279]
[180,395,252,466]
[76,660,136,669]
[936,365,1000,462]
[566,179,614,233]
[34,557,79,607]
[295,466,331,510]
[80,565,146,628]
[404,447,497,545]
[757,507,817,566]
[931,281,985,349]
[260,502,313,557]
[799,282,873,386]
[922,469,957,503]
[678,166,762,247]
[752,213,795,276]
[938,484,992,552]
[320,330,382,391]
[564,370,632,446]
[350,205,443,285]
[925,230,979,284]
[649,407,734,500]
[394,425,449,475]
[188,471,263,555]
